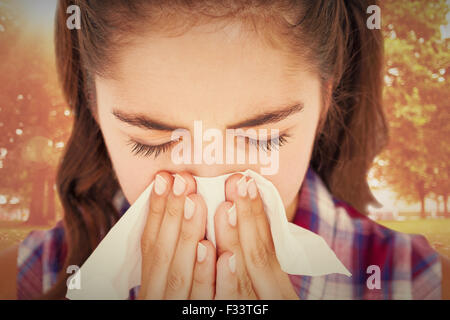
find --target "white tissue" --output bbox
[66,169,351,300]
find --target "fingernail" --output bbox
[228,254,236,273]
[237,175,247,197]
[247,178,258,200]
[173,174,186,196]
[184,197,195,220]
[154,174,167,195]
[227,203,236,227]
[197,242,207,262]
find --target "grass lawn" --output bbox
[377,218,450,259]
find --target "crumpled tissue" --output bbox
[66,169,351,299]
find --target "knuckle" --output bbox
[152,242,170,266]
[148,204,163,218]
[255,209,268,224]
[140,238,151,255]
[180,228,194,242]
[267,246,277,262]
[249,243,269,268]
[238,275,254,297]
[192,274,207,287]
[229,238,241,252]
[167,270,186,291]
[165,202,180,218]
[240,207,252,219]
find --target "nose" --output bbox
[169,163,254,178]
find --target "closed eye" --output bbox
[126,138,178,158]
[127,133,290,159]
[247,133,290,152]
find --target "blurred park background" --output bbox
[0,0,449,258]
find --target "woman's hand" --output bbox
[214,174,299,300]
[138,172,216,299]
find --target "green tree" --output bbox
[374,0,450,217]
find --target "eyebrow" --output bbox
[112,102,304,131]
[226,102,304,129]
[112,109,185,131]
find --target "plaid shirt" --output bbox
[16,166,442,299]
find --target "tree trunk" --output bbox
[416,181,426,219]
[420,196,426,219]
[445,194,449,218]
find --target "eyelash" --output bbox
[247,134,289,152]
[126,139,178,158]
[127,134,290,159]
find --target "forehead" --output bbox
[95,21,317,126]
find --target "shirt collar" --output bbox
[292,165,339,246]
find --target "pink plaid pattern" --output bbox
[290,168,441,299]
[17,166,442,299]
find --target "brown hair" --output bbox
[42,0,387,299]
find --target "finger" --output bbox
[190,240,216,300]
[143,172,196,299]
[165,194,207,299]
[215,251,237,300]
[233,249,257,299]
[228,175,282,299]
[213,197,256,299]
[214,201,238,257]
[247,179,298,299]
[247,178,276,261]
[141,172,173,256]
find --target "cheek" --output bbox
[109,147,159,206]
[270,106,320,207]
[97,110,162,205]
[273,137,313,209]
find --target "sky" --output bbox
[14,0,57,31]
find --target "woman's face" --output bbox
[95,21,325,220]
